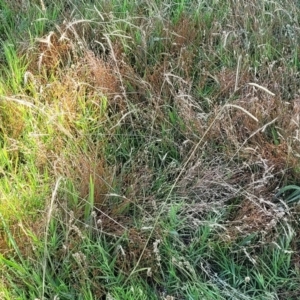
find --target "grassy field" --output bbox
[0,0,300,299]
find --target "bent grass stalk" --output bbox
[42,177,62,300]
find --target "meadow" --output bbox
[0,0,300,299]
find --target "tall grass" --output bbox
[0,0,300,299]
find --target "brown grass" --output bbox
[2,3,300,296]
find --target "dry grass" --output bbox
[1,1,300,298]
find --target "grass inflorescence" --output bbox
[0,0,300,299]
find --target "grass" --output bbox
[0,0,300,299]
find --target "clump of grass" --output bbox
[1,0,300,299]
